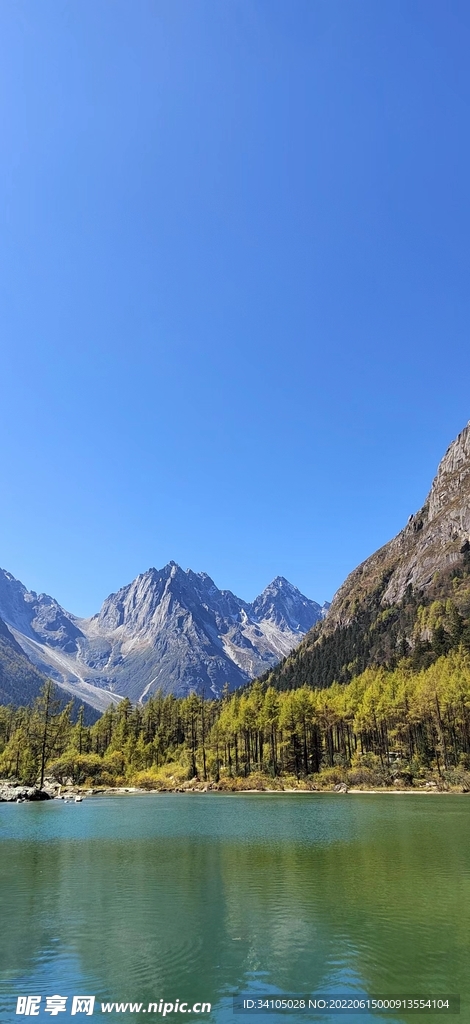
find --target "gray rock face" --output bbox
[0,563,323,708]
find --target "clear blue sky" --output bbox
[1,0,470,616]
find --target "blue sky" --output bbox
[1,0,470,615]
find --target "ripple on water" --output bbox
[1,794,469,1023]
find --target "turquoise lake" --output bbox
[0,794,468,1023]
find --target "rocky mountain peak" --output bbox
[268,576,295,592]
[251,576,324,634]
[427,421,470,525]
[0,568,82,650]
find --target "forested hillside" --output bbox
[0,617,49,706]
[2,650,470,791]
[261,567,470,692]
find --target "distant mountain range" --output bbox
[0,564,328,710]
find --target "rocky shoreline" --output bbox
[2,779,468,801]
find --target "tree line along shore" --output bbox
[1,645,470,794]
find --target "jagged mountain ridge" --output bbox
[264,421,470,692]
[0,563,326,708]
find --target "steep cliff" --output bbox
[327,421,470,627]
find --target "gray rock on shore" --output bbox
[0,784,53,802]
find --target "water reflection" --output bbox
[0,795,468,1022]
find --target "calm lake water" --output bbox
[0,794,468,1023]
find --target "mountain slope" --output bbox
[265,421,470,691]
[327,421,470,627]
[0,616,49,706]
[0,564,325,707]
